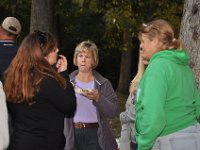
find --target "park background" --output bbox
[1,0,199,138]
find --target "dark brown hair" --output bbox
[4,30,66,104]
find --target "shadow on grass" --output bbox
[108,92,129,138]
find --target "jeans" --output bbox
[152,123,200,150]
[74,127,101,150]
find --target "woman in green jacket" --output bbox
[135,19,200,150]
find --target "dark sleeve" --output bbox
[63,118,75,150]
[60,70,70,81]
[39,78,76,116]
[95,79,118,118]
[60,71,75,99]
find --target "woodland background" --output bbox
[1,0,200,137]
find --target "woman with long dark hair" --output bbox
[4,31,76,150]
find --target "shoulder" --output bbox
[0,81,5,97]
[40,76,57,83]
[69,70,78,81]
[147,57,170,74]
[0,41,18,47]
[0,41,18,55]
[93,70,108,85]
[150,56,169,66]
[0,81,6,115]
[39,77,61,90]
[37,77,64,98]
[142,58,169,84]
[94,72,115,93]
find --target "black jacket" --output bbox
[0,40,18,81]
[8,75,76,150]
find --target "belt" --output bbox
[73,122,99,129]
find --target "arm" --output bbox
[63,117,75,150]
[39,78,76,116]
[120,94,135,124]
[0,82,9,149]
[95,79,118,118]
[195,93,200,119]
[135,61,167,150]
[194,79,200,119]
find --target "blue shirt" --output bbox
[0,40,18,80]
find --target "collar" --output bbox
[70,70,107,86]
[0,40,15,43]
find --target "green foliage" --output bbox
[103,0,184,52]
[55,0,183,88]
[54,0,122,88]
[0,0,184,89]
[0,0,31,40]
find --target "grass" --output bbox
[108,92,129,138]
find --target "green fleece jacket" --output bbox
[135,50,200,150]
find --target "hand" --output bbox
[129,79,138,95]
[82,89,100,102]
[56,55,68,73]
[129,77,140,101]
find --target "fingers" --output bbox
[59,55,67,62]
[56,59,61,69]
[56,55,68,72]
[83,90,99,102]
[59,55,68,66]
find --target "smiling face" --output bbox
[139,34,162,65]
[76,50,94,73]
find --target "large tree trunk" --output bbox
[30,0,56,35]
[117,27,133,94]
[179,0,200,89]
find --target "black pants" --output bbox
[74,127,101,150]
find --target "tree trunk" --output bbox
[83,0,91,9]
[117,27,133,94]
[30,0,56,35]
[179,0,200,89]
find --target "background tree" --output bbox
[179,0,200,89]
[0,0,184,93]
[55,0,108,80]
[103,0,183,93]
[0,0,31,39]
[30,0,56,34]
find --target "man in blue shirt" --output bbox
[0,17,21,80]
